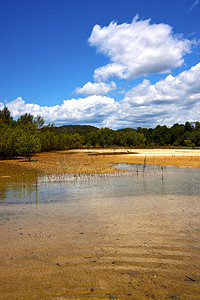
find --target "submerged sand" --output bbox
[0,149,200,299]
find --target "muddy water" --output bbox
[0,164,200,299]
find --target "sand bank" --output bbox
[0,148,200,176]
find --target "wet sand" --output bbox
[0,148,200,175]
[0,149,200,299]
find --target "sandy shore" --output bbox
[0,149,200,299]
[0,148,200,176]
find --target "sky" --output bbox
[0,0,200,129]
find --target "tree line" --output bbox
[0,106,199,160]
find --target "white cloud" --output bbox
[75,81,116,95]
[3,95,117,127]
[109,63,200,128]
[89,15,195,81]
[123,62,200,105]
[1,63,199,129]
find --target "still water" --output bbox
[0,164,199,205]
[0,163,200,299]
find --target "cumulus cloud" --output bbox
[123,63,200,105]
[3,95,117,127]
[75,81,117,95]
[109,63,200,128]
[1,63,199,128]
[88,15,195,81]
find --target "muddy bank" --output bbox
[0,148,200,176]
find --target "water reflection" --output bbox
[0,163,38,203]
[0,164,199,205]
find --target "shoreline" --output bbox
[0,149,200,299]
[0,148,200,176]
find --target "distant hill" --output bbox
[117,128,136,133]
[54,125,99,135]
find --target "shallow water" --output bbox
[0,164,199,205]
[0,163,200,299]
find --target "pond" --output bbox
[0,164,199,205]
[0,163,200,299]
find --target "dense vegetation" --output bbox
[0,106,200,160]
[54,124,99,134]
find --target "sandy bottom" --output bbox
[0,149,200,299]
[1,194,199,299]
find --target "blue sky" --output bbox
[0,0,199,128]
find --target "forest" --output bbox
[0,106,200,160]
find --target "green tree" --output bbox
[34,115,44,129]
[18,113,34,125]
[18,130,41,161]
[170,123,185,146]
[150,125,170,146]
[67,133,84,149]
[184,121,193,132]
[0,106,13,124]
[39,131,58,152]
[0,126,19,158]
